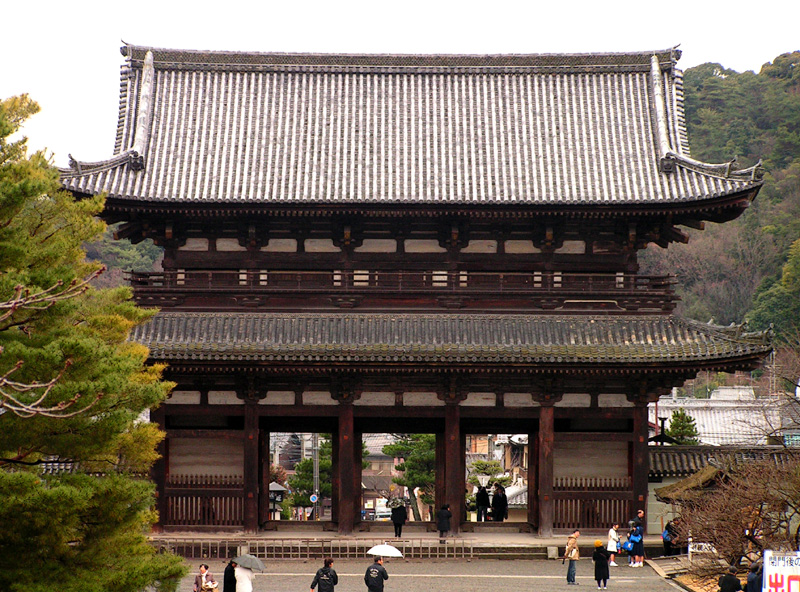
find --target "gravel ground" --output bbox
[178,558,684,592]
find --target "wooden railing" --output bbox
[129,269,674,295]
[553,476,632,530]
[164,475,244,527]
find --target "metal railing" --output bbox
[150,536,474,559]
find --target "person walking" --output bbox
[745,563,762,592]
[662,518,680,556]
[234,564,254,592]
[310,557,338,592]
[435,503,452,543]
[193,564,217,592]
[364,556,389,592]
[491,484,508,522]
[222,560,236,592]
[606,523,620,566]
[564,529,581,585]
[475,486,490,522]
[592,540,610,589]
[390,503,407,538]
[718,565,743,592]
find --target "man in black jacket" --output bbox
[310,557,338,592]
[476,486,490,522]
[718,566,742,592]
[364,556,389,592]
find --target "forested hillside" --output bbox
[641,51,800,340]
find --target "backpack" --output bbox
[662,528,672,542]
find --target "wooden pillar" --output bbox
[435,432,445,521]
[150,406,167,532]
[331,428,340,524]
[538,403,555,537]
[354,429,363,526]
[259,428,270,527]
[444,403,463,533]
[337,403,356,534]
[632,400,649,531]
[243,402,259,532]
[527,425,539,529]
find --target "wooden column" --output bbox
[444,403,463,533]
[243,401,259,532]
[337,403,356,534]
[150,406,167,532]
[527,425,539,529]
[259,428,270,527]
[354,429,363,526]
[538,403,555,537]
[331,427,340,524]
[435,432,446,521]
[632,400,649,531]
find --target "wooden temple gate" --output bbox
[60,45,771,536]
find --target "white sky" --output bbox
[2,0,798,167]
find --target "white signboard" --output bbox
[763,550,800,592]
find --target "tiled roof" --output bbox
[60,45,761,206]
[649,397,782,446]
[130,312,771,366]
[649,445,790,477]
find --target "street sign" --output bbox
[310,494,318,503]
[763,550,800,592]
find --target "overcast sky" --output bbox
[2,0,797,167]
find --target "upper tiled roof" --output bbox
[60,45,762,207]
[130,312,771,366]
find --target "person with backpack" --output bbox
[662,518,680,556]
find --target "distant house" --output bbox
[649,387,782,446]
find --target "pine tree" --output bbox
[666,408,701,445]
[0,95,185,592]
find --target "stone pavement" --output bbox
[177,557,683,592]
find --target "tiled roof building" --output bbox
[61,44,770,536]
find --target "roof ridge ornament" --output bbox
[129,50,156,172]
[652,54,764,181]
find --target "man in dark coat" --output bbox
[390,504,406,537]
[222,560,236,592]
[310,557,338,592]
[364,557,389,592]
[475,486,490,522]
[718,566,742,592]
[491,485,508,522]
[435,503,452,543]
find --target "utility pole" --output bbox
[312,432,320,520]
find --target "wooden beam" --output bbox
[243,403,259,533]
[538,404,555,537]
[150,406,167,532]
[337,404,356,535]
[165,429,244,439]
[259,429,270,527]
[632,401,649,532]
[444,404,463,534]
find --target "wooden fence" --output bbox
[553,476,632,530]
[164,475,244,527]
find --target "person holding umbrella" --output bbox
[310,557,338,592]
[364,556,389,592]
[231,554,265,592]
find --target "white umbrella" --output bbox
[366,543,403,558]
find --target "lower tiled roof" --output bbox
[649,445,790,477]
[130,312,770,367]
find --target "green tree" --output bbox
[0,95,185,592]
[383,434,436,521]
[748,238,800,339]
[467,459,512,488]
[666,408,701,445]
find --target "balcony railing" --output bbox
[128,269,675,295]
